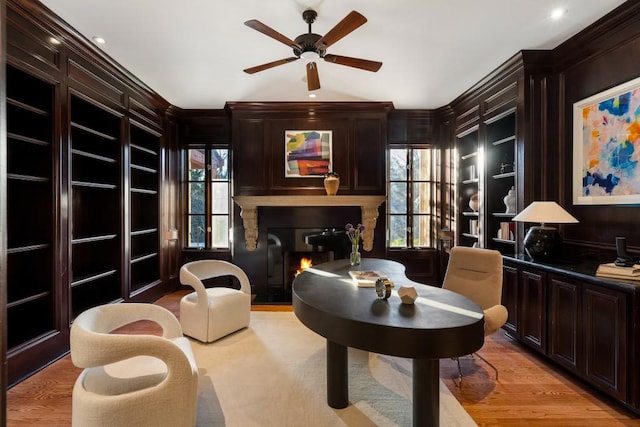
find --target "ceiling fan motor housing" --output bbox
[293,33,326,59]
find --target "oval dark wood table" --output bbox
[292,258,484,427]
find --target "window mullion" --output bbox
[407,149,413,248]
[205,148,212,248]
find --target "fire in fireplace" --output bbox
[266,228,350,303]
[296,257,313,276]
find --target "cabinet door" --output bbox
[549,275,580,373]
[583,285,627,401]
[501,263,519,336]
[519,269,546,353]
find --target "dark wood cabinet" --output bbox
[583,284,627,401]
[502,262,546,354]
[501,264,519,336]
[386,249,439,286]
[548,275,580,373]
[503,256,638,414]
[519,268,546,353]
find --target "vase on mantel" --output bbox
[324,172,340,196]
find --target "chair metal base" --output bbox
[452,352,499,387]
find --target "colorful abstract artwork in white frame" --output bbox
[573,75,640,205]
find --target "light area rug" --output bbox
[191,311,477,427]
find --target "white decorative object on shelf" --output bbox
[469,193,479,212]
[398,286,418,304]
[503,186,516,214]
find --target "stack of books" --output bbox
[497,221,515,240]
[595,263,640,281]
[349,270,392,288]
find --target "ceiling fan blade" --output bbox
[243,57,299,74]
[244,19,303,50]
[307,62,321,91]
[314,11,367,49]
[323,54,382,72]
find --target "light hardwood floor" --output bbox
[6,290,640,426]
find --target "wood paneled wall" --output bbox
[225,102,392,196]
[224,102,392,297]
[553,2,640,254]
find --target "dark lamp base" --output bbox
[523,226,562,261]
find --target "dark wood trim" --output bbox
[1,0,7,422]
[553,1,640,71]
[10,0,169,111]
[225,101,393,115]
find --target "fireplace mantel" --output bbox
[233,195,386,251]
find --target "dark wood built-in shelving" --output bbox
[5,64,59,381]
[69,95,122,318]
[128,123,161,294]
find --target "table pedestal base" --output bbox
[326,340,441,426]
[327,340,348,408]
[414,358,440,427]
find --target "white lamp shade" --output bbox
[512,201,578,224]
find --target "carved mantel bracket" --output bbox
[233,195,386,252]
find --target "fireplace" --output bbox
[266,228,350,303]
[232,201,386,305]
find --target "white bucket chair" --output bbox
[179,260,252,343]
[70,303,198,427]
[442,246,508,385]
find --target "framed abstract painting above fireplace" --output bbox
[573,75,640,205]
[285,130,332,177]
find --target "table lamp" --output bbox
[512,201,578,261]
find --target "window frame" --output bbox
[388,144,439,249]
[184,147,231,250]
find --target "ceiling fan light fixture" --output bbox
[300,51,320,60]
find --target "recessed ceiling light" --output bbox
[551,8,567,20]
[92,36,106,45]
[308,93,317,98]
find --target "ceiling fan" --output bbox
[243,9,383,91]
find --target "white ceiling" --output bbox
[39,0,628,110]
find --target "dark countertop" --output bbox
[505,254,640,292]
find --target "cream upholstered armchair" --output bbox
[70,303,198,427]
[442,246,508,384]
[179,260,252,343]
